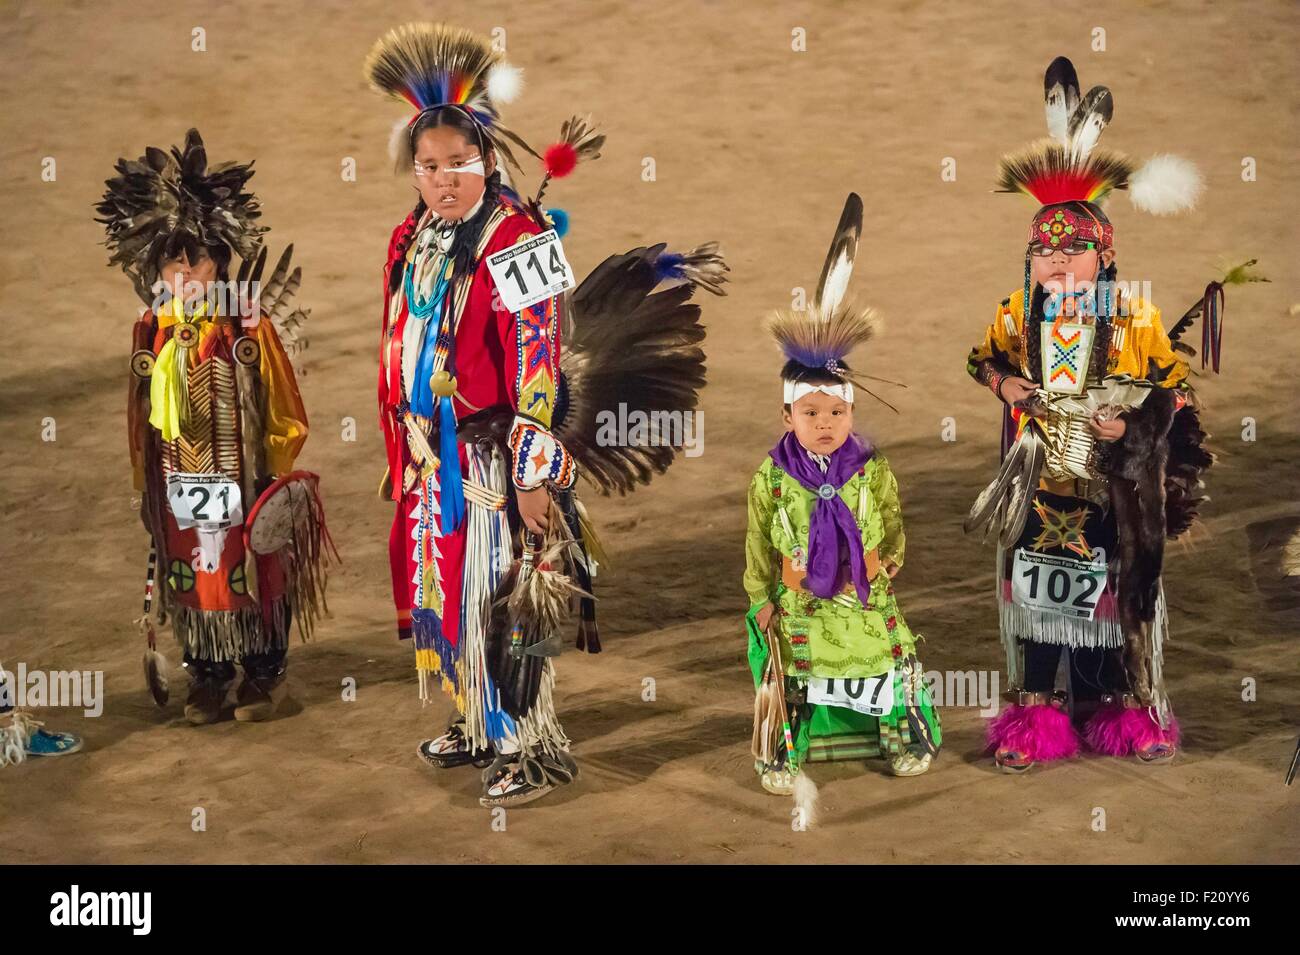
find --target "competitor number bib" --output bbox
[486,229,576,313]
[807,673,894,717]
[167,473,244,530]
[1011,548,1107,620]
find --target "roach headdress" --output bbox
[364,22,541,174]
[96,128,266,305]
[767,194,898,412]
[998,56,1204,252]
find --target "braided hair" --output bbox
[388,106,505,295]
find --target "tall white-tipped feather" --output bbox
[818,257,853,317]
[486,62,524,104]
[1045,82,1071,144]
[1044,57,1080,144]
[1067,86,1113,161]
[793,772,819,828]
[1130,154,1203,215]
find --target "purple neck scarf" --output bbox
[769,431,875,606]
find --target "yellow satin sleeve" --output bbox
[256,319,309,475]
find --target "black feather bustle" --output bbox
[557,244,711,495]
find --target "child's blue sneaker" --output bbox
[26,726,83,757]
[1,712,83,766]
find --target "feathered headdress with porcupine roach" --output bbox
[364,22,539,173]
[767,193,902,412]
[364,21,605,213]
[997,56,1204,249]
[96,128,266,305]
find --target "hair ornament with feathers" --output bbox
[366,22,607,216]
[767,194,901,412]
[1000,56,1204,249]
[96,128,266,305]
[365,22,536,171]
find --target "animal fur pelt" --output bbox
[485,535,590,719]
[1105,386,1178,625]
[1100,386,1216,705]
[1163,400,1215,539]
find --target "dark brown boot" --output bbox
[184,678,230,725]
[233,672,288,722]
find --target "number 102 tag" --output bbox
[486,229,575,313]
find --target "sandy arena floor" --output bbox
[1,0,1296,862]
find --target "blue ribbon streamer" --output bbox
[437,394,465,534]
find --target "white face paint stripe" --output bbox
[783,380,854,405]
[454,159,486,177]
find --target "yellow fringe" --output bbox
[415,648,466,713]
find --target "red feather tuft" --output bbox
[543,142,578,178]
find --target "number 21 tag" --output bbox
[167,473,243,530]
[485,229,575,313]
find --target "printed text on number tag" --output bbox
[167,474,244,530]
[807,673,894,716]
[1011,548,1107,620]
[485,229,576,313]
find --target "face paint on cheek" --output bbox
[455,159,486,177]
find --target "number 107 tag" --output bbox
[485,229,575,313]
[807,673,894,717]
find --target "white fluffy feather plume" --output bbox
[486,62,524,104]
[793,772,820,828]
[1130,154,1204,215]
[388,116,410,162]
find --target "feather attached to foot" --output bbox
[792,772,819,829]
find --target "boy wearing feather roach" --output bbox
[965,56,1236,773]
[366,22,728,809]
[744,194,941,816]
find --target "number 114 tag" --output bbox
[486,229,576,313]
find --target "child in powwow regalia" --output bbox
[744,195,941,819]
[965,57,1246,772]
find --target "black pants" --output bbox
[1022,640,1127,702]
[184,646,287,684]
[183,602,292,683]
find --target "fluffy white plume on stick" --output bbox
[486,62,524,104]
[1130,154,1204,215]
[793,772,820,828]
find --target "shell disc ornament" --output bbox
[173,322,201,349]
[130,349,157,378]
[233,336,261,366]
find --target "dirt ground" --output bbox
[1,0,1296,863]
